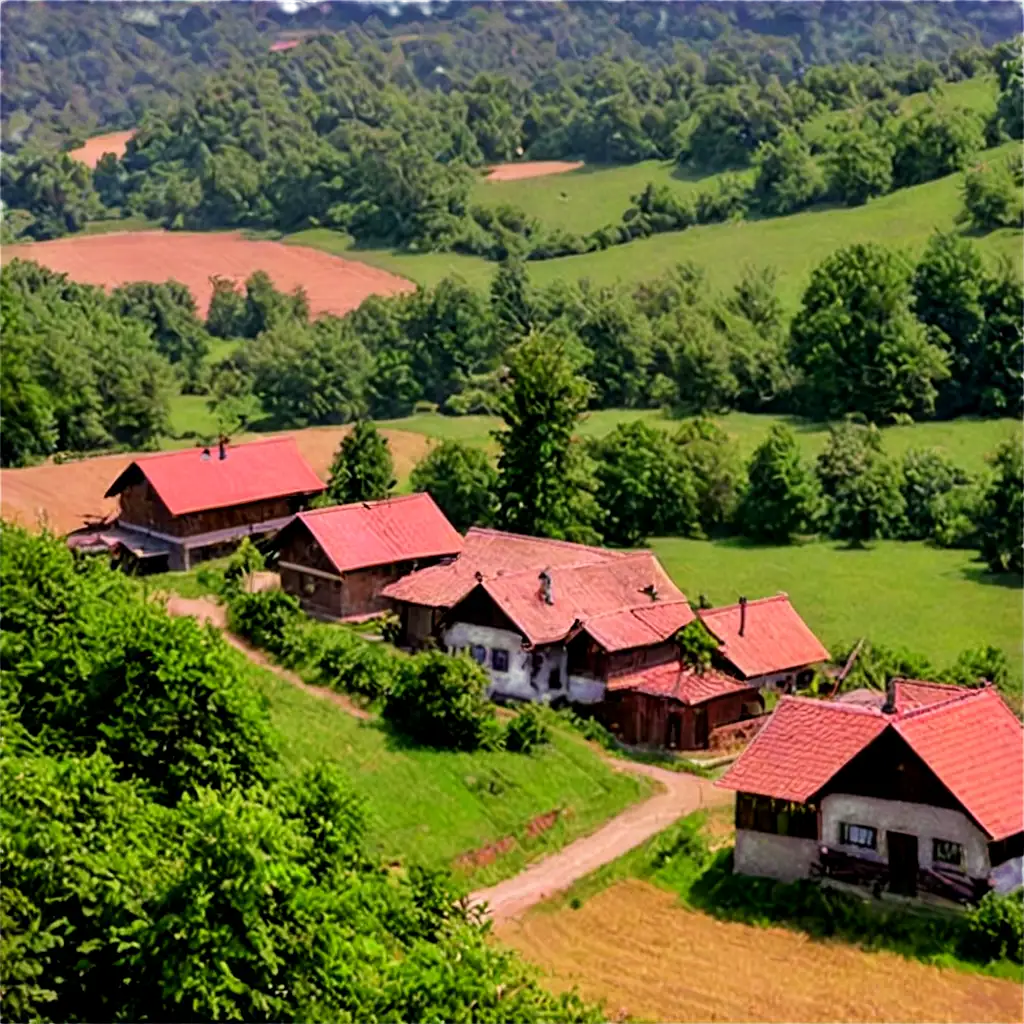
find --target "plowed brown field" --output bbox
[497,880,1024,1023]
[68,130,136,168]
[486,161,583,181]
[1,231,415,318]
[1,427,431,535]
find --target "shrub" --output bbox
[317,633,397,702]
[963,891,1024,964]
[383,651,498,751]
[504,703,551,754]
[222,537,265,591]
[227,588,301,654]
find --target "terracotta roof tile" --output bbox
[607,661,759,706]
[105,437,324,517]
[717,697,887,802]
[895,688,1023,841]
[698,595,829,678]
[290,493,462,574]
[893,678,973,713]
[380,526,626,609]
[580,601,695,653]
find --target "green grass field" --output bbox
[236,652,650,884]
[649,536,1021,693]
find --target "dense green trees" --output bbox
[323,421,395,506]
[977,437,1024,575]
[753,130,824,215]
[739,425,818,543]
[495,329,599,543]
[410,440,499,533]
[959,155,1024,230]
[891,106,986,187]
[790,243,949,422]
[824,128,894,205]
[0,152,102,240]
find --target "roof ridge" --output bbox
[897,683,999,721]
[465,526,631,556]
[135,435,295,462]
[701,593,790,614]
[789,694,884,717]
[584,597,691,621]
[298,492,430,519]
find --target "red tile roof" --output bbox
[380,526,626,609]
[478,552,687,647]
[288,493,463,574]
[894,688,1024,841]
[719,685,1024,839]
[698,595,829,678]
[582,601,696,652]
[718,697,887,802]
[606,661,759,706]
[105,437,324,517]
[892,678,971,712]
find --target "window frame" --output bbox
[932,837,964,869]
[470,644,487,665]
[839,822,878,850]
[491,648,510,673]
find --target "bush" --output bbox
[383,651,498,751]
[963,891,1024,964]
[317,633,397,702]
[222,537,266,591]
[504,703,551,754]
[227,588,302,654]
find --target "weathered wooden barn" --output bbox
[77,437,325,571]
[274,492,463,620]
[601,662,763,751]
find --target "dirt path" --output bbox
[165,595,372,721]
[470,762,730,922]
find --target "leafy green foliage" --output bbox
[899,446,970,540]
[504,704,552,754]
[1,152,102,239]
[410,439,499,533]
[753,129,824,215]
[892,105,986,187]
[940,645,1013,689]
[824,127,894,206]
[959,155,1024,230]
[977,436,1024,575]
[495,328,601,543]
[383,651,500,752]
[791,243,949,421]
[676,620,721,673]
[324,421,395,506]
[739,424,818,543]
[964,892,1024,964]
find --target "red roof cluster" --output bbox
[607,661,758,706]
[698,594,829,678]
[380,527,626,609]
[382,528,688,651]
[286,493,463,574]
[105,437,325,517]
[719,683,1023,840]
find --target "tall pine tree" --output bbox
[323,421,395,506]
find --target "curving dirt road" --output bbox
[470,762,731,922]
[165,595,372,720]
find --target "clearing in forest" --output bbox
[1,230,415,318]
[68,129,135,168]
[498,879,1024,1023]
[485,160,584,181]
[0,426,431,536]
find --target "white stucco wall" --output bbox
[991,856,1023,894]
[734,829,821,882]
[444,622,533,698]
[567,675,606,704]
[822,793,990,878]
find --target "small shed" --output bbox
[274,493,463,620]
[602,661,763,750]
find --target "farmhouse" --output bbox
[70,437,324,571]
[718,680,1024,904]
[698,594,829,692]
[382,528,695,704]
[601,662,763,751]
[274,492,463,620]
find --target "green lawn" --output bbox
[377,409,1018,477]
[649,536,1022,692]
[241,654,650,884]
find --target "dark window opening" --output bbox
[470,645,487,665]
[548,667,562,690]
[840,822,878,849]
[491,648,510,672]
[736,793,817,839]
[933,838,964,868]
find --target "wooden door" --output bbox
[694,707,709,749]
[887,831,918,896]
[665,713,682,750]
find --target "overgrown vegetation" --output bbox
[0,524,602,1022]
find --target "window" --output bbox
[491,649,510,672]
[470,644,487,665]
[840,823,877,849]
[933,838,964,868]
[548,667,562,690]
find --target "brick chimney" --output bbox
[539,569,554,605]
[739,595,747,636]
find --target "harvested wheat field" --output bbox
[2,231,415,318]
[68,130,136,168]
[486,160,584,181]
[0,427,431,536]
[497,880,1024,1023]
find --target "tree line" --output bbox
[2,223,1020,470]
[4,1,1019,155]
[0,522,595,1022]
[2,30,1020,253]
